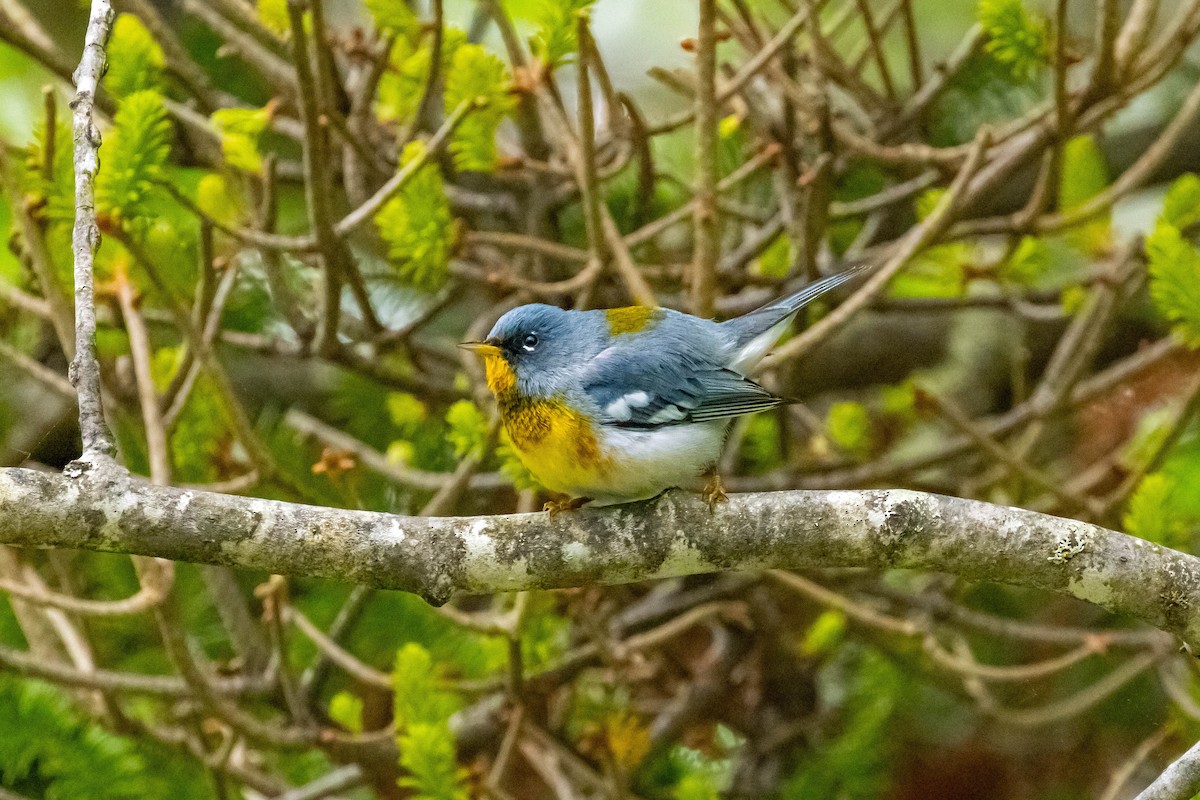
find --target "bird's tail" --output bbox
[722,265,865,372]
[752,265,866,318]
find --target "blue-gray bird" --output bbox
[458,267,862,511]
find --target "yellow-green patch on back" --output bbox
[605,306,663,336]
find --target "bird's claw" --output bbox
[544,496,591,519]
[701,474,728,513]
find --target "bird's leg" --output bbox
[701,468,728,512]
[544,496,592,519]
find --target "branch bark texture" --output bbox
[2,465,1198,647]
[69,0,116,459]
[1135,738,1200,800]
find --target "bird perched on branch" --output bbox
[460,268,863,514]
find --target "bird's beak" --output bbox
[457,340,502,358]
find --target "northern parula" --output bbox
[459,267,861,510]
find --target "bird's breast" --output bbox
[497,394,611,492]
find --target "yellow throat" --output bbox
[482,353,609,491]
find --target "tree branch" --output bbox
[69,0,117,460]
[4,466,1199,647]
[1135,738,1200,800]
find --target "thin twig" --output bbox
[69,0,117,460]
[692,0,720,317]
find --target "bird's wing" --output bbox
[581,345,785,429]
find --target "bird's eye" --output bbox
[522,332,539,352]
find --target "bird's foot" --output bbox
[701,473,728,513]
[544,496,591,519]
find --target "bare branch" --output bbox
[69,0,117,460]
[6,467,1200,649]
[1135,738,1200,800]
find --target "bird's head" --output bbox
[459,304,584,399]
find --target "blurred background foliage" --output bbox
[2,0,1200,798]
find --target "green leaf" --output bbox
[531,0,597,68]
[752,235,791,280]
[1060,284,1089,315]
[978,0,1049,83]
[675,773,721,800]
[105,14,164,99]
[1058,134,1112,253]
[375,141,455,291]
[392,643,461,729]
[24,120,75,226]
[392,644,469,800]
[396,723,470,800]
[889,243,968,299]
[96,91,173,232]
[782,650,905,800]
[1059,135,1110,208]
[257,0,289,36]
[826,402,873,459]
[1163,173,1200,230]
[669,742,736,800]
[0,675,201,800]
[801,609,847,656]
[211,105,272,175]
[1124,473,1188,549]
[443,44,516,172]
[329,691,364,734]
[388,392,429,433]
[738,413,782,473]
[444,400,488,459]
[153,348,231,482]
[914,187,946,222]
[365,0,420,40]
[194,173,246,226]
[376,30,468,124]
[1003,235,1051,285]
[1147,221,1200,348]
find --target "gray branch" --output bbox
[1136,739,1200,800]
[69,0,116,459]
[3,464,1199,648]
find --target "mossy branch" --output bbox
[3,464,1198,648]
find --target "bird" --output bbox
[458,267,863,513]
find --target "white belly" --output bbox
[582,421,727,505]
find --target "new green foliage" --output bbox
[96,90,173,232]
[0,676,202,800]
[782,649,906,799]
[1163,173,1200,230]
[826,401,873,460]
[1147,221,1200,348]
[531,0,597,68]
[152,347,232,482]
[211,105,273,175]
[257,0,289,36]
[444,45,516,172]
[329,691,364,734]
[392,643,469,800]
[365,0,420,40]
[1125,474,1191,550]
[195,172,246,226]
[978,0,1050,83]
[105,14,164,99]
[669,741,736,800]
[445,399,489,460]
[929,1,1047,144]
[1058,134,1112,253]
[24,120,74,224]
[375,141,455,291]
[376,28,467,125]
